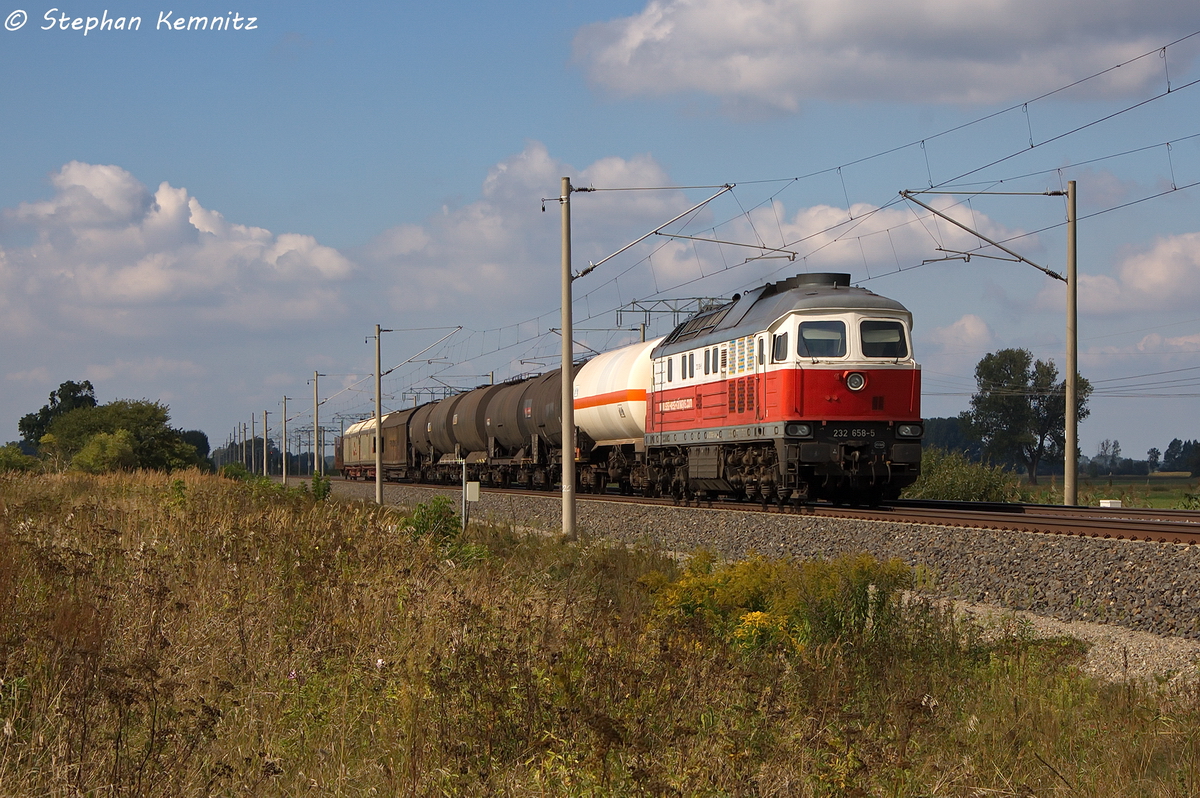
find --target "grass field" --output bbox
[1,471,1198,796]
[1024,473,1200,508]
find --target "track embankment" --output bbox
[334,479,1200,683]
[332,480,1200,644]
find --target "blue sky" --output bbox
[3,0,1199,464]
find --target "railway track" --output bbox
[335,477,1200,546]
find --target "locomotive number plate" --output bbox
[831,427,876,439]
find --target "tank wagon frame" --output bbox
[335,273,924,506]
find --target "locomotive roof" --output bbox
[652,273,911,358]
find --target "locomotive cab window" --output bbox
[772,332,789,363]
[860,320,908,358]
[797,320,847,358]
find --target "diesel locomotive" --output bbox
[337,272,923,505]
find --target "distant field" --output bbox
[1023,472,1200,508]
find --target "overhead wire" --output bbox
[329,29,1200,417]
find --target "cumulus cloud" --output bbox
[1085,331,1200,359]
[4,366,51,384]
[358,142,1033,338]
[703,195,1025,280]
[359,141,684,316]
[928,314,994,352]
[574,0,1194,109]
[1055,232,1200,315]
[83,357,207,383]
[0,161,355,335]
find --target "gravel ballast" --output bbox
[333,480,1200,684]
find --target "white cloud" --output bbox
[929,314,994,353]
[84,357,206,383]
[721,196,1025,277]
[4,366,51,384]
[359,141,683,316]
[1092,331,1200,356]
[359,145,1033,342]
[0,161,355,335]
[1053,232,1200,315]
[574,0,1194,109]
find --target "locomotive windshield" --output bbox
[860,320,908,358]
[797,320,846,358]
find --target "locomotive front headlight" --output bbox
[786,423,813,438]
[896,423,923,438]
[844,371,867,391]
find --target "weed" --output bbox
[902,448,1025,502]
[1,472,1197,796]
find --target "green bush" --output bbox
[902,447,1023,502]
[649,551,913,653]
[0,443,40,473]
[219,462,253,480]
[404,496,460,547]
[311,473,332,501]
[70,430,137,474]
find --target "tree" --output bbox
[180,430,210,459]
[1162,439,1198,473]
[1147,447,1161,472]
[959,348,1092,484]
[43,400,202,472]
[922,417,983,461]
[18,380,97,447]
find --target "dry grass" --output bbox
[1,471,1198,796]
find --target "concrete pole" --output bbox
[313,371,320,477]
[560,177,576,540]
[1065,180,1078,506]
[250,415,256,475]
[282,396,289,487]
[263,411,269,476]
[375,324,384,506]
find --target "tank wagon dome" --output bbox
[652,272,912,358]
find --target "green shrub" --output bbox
[70,429,137,473]
[903,447,1023,502]
[0,443,40,473]
[311,473,332,501]
[219,461,253,480]
[404,496,460,546]
[649,551,913,653]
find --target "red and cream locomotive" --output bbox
[338,272,923,505]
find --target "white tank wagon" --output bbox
[572,337,661,445]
